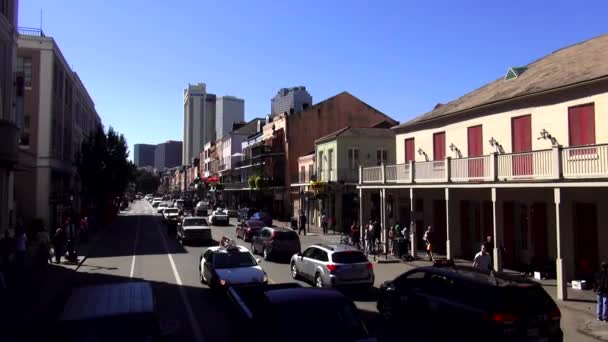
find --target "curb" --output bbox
[376,259,401,264]
[578,320,608,342]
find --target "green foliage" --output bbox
[248,176,256,189]
[254,176,263,189]
[134,169,160,194]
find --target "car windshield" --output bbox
[213,251,257,268]
[184,219,208,226]
[245,221,265,228]
[331,251,367,264]
[164,208,178,214]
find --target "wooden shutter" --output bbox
[467,125,483,177]
[511,115,532,176]
[404,138,415,162]
[433,132,446,160]
[568,103,596,146]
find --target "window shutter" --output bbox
[433,132,446,160]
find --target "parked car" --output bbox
[251,227,300,261]
[377,263,563,341]
[56,282,177,341]
[177,217,212,244]
[199,239,267,288]
[208,208,229,225]
[290,244,374,289]
[227,283,373,342]
[235,219,266,242]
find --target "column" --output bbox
[410,188,416,259]
[359,188,364,242]
[491,188,503,272]
[445,188,453,260]
[380,188,387,253]
[554,188,567,300]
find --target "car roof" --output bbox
[264,227,293,232]
[416,265,539,287]
[61,282,154,321]
[206,245,250,254]
[312,244,359,253]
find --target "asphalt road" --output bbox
[73,199,594,342]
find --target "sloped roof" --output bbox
[315,126,395,144]
[395,34,608,130]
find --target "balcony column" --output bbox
[445,157,452,183]
[359,188,364,242]
[552,145,563,180]
[554,188,567,300]
[445,188,453,260]
[490,152,498,182]
[408,160,415,183]
[380,188,388,253]
[381,163,386,184]
[409,188,416,259]
[491,188,503,272]
[359,165,363,184]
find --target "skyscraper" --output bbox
[155,140,183,170]
[271,86,312,116]
[134,144,155,167]
[183,83,216,165]
[216,95,244,140]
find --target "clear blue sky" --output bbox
[18,0,608,159]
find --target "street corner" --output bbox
[579,319,608,342]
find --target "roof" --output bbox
[61,282,154,321]
[315,126,395,144]
[395,34,608,131]
[207,245,250,254]
[314,243,359,253]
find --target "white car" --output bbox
[156,203,169,213]
[208,208,229,225]
[162,207,180,223]
[199,241,267,288]
[177,217,212,244]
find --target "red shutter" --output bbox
[433,132,445,160]
[404,138,415,162]
[569,103,596,146]
[467,125,483,178]
[511,115,532,176]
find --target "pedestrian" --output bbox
[482,235,494,265]
[388,225,395,255]
[401,225,411,256]
[298,211,307,236]
[423,226,434,261]
[594,262,608,321]
[15,229,27,271]
[473,244,492,273]
[350,221,360,249]
[373,220,381,246]
[36,229,52,264]
[52,227,66,264]
[321,213,328,234]
[366,226,375,254]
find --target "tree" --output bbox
[134,169,160,194]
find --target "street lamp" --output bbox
[66,191,78,262]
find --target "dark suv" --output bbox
[377,264,563,341]
[251,227,301,261]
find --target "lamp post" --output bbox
[66,192,78,262]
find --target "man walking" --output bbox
[473,244,492,273]
[52,227,66,264]
[298,211,307,236]
[594,262,608,321]
[423,226,434,261]
[321,213,328,234]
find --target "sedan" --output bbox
[235,219,265,242]
[156,203,169,213]
[199,244,267,289]
[177,217,212,245]
[208,208,229,225]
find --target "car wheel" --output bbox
[315,273,324,288]
[291,263,299,279]
[263,248,271,261]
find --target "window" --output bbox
[328,149,333,171]
[318,151,324,174]
[348,148,360,169]
[404,138,415,162]
[308,164,313,181]
[300,166,305,183]
[568,103,595,154]
[376,149,388,166]
[302,247,317,258]
[17,57,32,88]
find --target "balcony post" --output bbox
[409,160,415,183]
[554,188,567,300]
[552,145,563,180]
[409,188,416,259]
[359,165,363,184]
[445,157,451,183]
[381,163,386,184]
[490,152,498,182]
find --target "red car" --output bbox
[236,220,266,242]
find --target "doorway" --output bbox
[573,202,598,280]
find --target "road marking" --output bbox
[157,222,205,342]
[129,216,140,278]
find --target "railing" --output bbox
[338,168,360,183]
[385,163,411,183]
[362,166,382,183]
[223,181,248,190]
[415,160,446,182]
[562,144,608,179]
[18,27,45,37]
[450,155,493,182]
[497,149,553,180]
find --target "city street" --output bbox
[72,200,595,342]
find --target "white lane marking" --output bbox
[157,223,205,342]
[129,216,140,278]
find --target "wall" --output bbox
[315,140,337,181]
[337,135,396,168]
[395,83,608,164]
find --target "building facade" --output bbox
[358,34,608,301]
[154,140,182,170]
[271,86,312,116]
[215,95,244,140]
[183,83,216,165]
[134,143,155,167]
[15,30,101,228]
[0,0,19,233]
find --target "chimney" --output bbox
[433,103,445,110]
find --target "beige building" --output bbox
[183,83,216,165]
[359,34,608,300]
[0,1,18,232]
[15,30,101,228]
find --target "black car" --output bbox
[251,227,300,261]
[377,263,563,341]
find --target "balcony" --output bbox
[18,27,45,37]
[359,143,608,185]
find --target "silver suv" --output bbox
[290,244,374,289]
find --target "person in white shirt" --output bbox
[473,245,492,273]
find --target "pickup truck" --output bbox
[227,283,375,342]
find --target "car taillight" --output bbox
[326,264,338,272]
[548,306,561,321]
[486,313,517,324]
[367,262,373,270]
[270,231,277,240]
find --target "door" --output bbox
[203,250,214,282]
[300,247,318,279]
[530,203,548,267]
[416,199,425,250]
[573,202,598,280]
[502,202,515,268]
[404,138,415,162]
[433,200,446,255]
[511,115,532,176]
[467,125,483,178]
